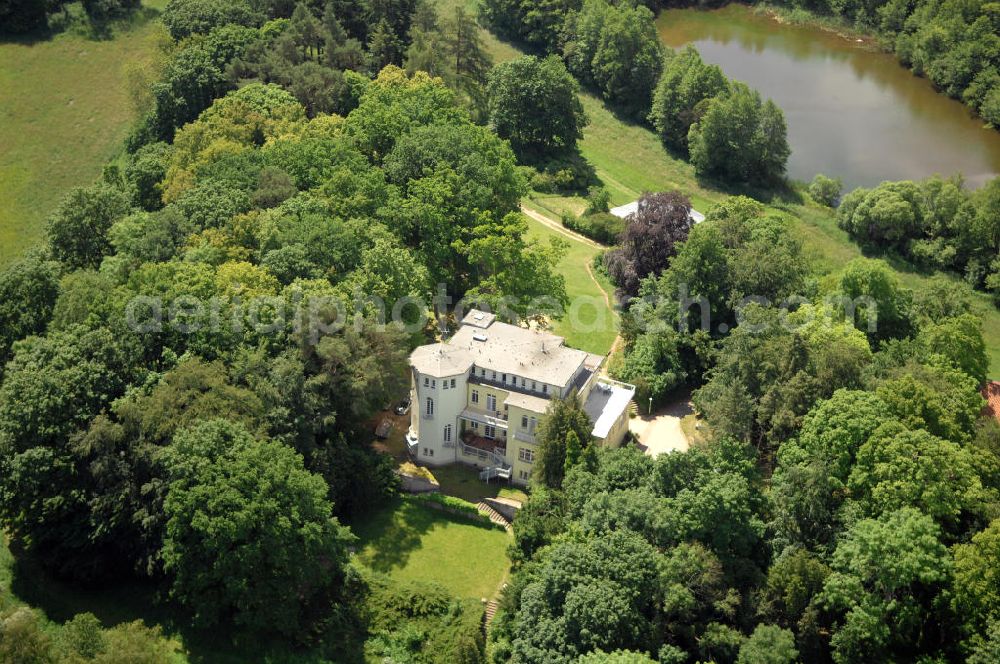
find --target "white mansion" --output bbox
[406,309,635,485]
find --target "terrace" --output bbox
[460,431,507,462]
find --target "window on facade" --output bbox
[521,378,526,387]
[529,417,537,432]
[443,380,449,390]
[519,470,530,481]
[484,425,496,439]
[444,425,452,443]
[542,385,548,394]
[423,377,429,387]
[502,373,507,383]
[471,421,479,430]
[492,371,497,380]
[521,415,528,429]
[480,368,485,376]
[423,447,434,457]
[425,398,434,417]
[486,394,496,411]
[432,379,436,388]
[531,381,536,390]
[471,390,479,404]
[450,379,456,388]
[519,448,535,463]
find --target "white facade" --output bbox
[406,310,636,485]
[409,367,468,466]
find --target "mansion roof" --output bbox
[410,309,592,387]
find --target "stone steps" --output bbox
[476,501,512,531]
[484,599,499,627]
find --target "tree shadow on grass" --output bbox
[0,3,162,45]
[3,535,355,663]
[350,497,504,576]
[692,169,806,206]
[349,498,440,574]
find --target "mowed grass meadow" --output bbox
[0,1,167,267]
[351,498,512,600]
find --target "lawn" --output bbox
[0,1,167,268]
[351,498,512,601]
[525,213,620,354]
[429,464,530,504]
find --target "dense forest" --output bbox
[1,0,999,662]
[516,195,1000,663]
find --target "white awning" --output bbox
[584,379,636,439]
[610,201,705,224]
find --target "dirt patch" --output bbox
[629,395,694,456]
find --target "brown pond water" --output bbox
[657,5,1000,190]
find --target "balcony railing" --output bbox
[469,373,552,399]
[460,441,509,468]
[460,408,509,429]
[480,466,512,481]
[513,430,536,444]
[592,377,637,393]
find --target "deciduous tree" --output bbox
[487,55,587,162]
[161,419,357,637]
[604,191,693,297]
[688,83,789,186]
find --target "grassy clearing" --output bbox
[524,213,620,354]
[352,498,512,600]
[577,93,718,213]
[0,1,167,268]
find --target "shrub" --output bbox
[563,212,625,245]
[586,187,611,214]
[531,153,599,194]
[809,173,842,207]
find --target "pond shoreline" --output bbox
[656,4,1000,189]
[748,2,997,132]
[751,3,881,51]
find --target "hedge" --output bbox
[562,212,624,245]
[406,493,506,530]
